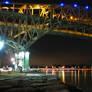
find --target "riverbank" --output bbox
[0,72,83,92]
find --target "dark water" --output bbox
[54,70,92,92]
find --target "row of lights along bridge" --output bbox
[60,3,89,10]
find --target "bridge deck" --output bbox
[0,11,92,51]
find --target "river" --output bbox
[52,70,92,92]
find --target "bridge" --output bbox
[0,3,92,71]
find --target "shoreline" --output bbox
[0,72,83,92]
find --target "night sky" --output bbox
[31,33,92,65]
[8,0,92,65]
[9,0,92,6]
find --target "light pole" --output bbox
[84,5,90,18]
[59,3,65,20]
[73,3,80,20]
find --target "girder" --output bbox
[6,40,25,51]
[0,3,92,71]
[0,5,92,54]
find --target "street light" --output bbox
[85,5,89,10]
[59,3,65,7]
[73,4,78,8]
[3,0,11,4]
[0,41,4,50]
[73,4,80,19]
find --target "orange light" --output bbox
[62,70,66,83]
[70,16,74,20]
[62,15,65,19]
[75,18,77,20]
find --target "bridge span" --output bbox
[0,3,92,71]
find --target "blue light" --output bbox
[73,4,78,8]
[3,0,11,4]
[85,5,89,10]
[59,3,65,7]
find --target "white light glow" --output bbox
[0,41,4,50]
[11,57,15,62]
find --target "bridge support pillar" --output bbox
[24,51,30,71]
[15,51,30,72]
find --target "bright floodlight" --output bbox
[3,0,11,4]
[11,58,15,62]
[73,4,78,8]
[60,3,65,7]
[85,5,89,10]
[0,41,4,50]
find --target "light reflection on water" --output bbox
[78,70,80,85]
[62,71,66,84]
[50,70,92,92]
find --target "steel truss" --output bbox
[0,3,92,71]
